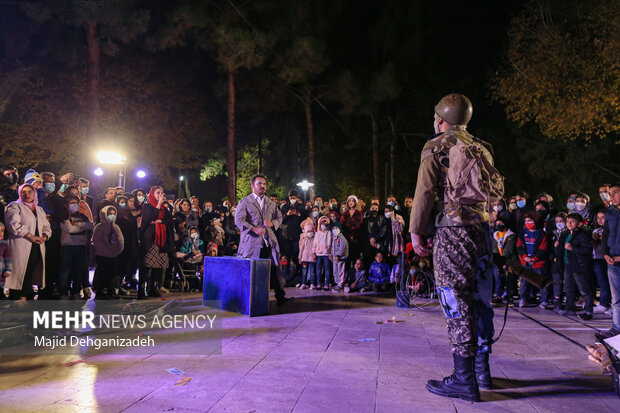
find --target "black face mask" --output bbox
[370,210,378,217]
[496,224,506,232]
[536,209,548,219]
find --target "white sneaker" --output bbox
[295,283,301,288]
[309,284,316,290]
[605,308,613,316]
[316,284,322,289]
[300,284,309,290]
[593,304,610,314]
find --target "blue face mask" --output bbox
[516,199,526,208]
[107,214,116,222]
[81,187,89,195]
[118,203,127,209]
[566,202,575,211]
[387,201,395,207]
[45,182,56,193]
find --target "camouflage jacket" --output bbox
[409,126,492,235]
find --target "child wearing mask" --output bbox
[347,258,368,293]
[516,211,550,307]
[492,214,517,304]
[368,252,391,292]
[313,216,332,290]
[59,194,94,299]
[298,218,316,289]
[179,226,205,270]
[0,222,12,298]
[92,206,124,300]
[330,223,349,292]
[558,213,594,319]
[551,213,568,309]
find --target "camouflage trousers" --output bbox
[433,224,495,358]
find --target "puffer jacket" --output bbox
[313,216,332,256]
[331,233,349,259]
[298,232,316,263]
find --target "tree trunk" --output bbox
[184,175,191,198]
[388,115,397,195]
[86,21,100,143]
[226,66,236,203]
[303,91,316,185]
[370,111,381,199]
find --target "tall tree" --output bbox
[491,0,620,140]
[23,0,149,143]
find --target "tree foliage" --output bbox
[492,0,620,140]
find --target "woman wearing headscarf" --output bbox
[340,195,364,267]
[139,186,174,298]
[4,183,52,299]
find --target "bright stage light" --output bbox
[94,167,104,176]
[296,179,314,191]
[96,151,126,165]
[136,170,146,179]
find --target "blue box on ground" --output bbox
[203,256,271,317]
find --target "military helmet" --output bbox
[434,93,473,125]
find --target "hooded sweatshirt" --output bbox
[313,216,332,256]
[92,206,124,258]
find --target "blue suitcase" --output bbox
[203,256,271,317]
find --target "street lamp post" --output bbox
[178,175,184,199]
[296,179,314,203]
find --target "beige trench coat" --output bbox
[4,202,52,290]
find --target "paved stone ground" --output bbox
[0,288,619,412]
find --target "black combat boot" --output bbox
[426,353,481,402]
[474,352,492,390]
[137,283,148,299]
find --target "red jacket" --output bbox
[516,229,549,269]
[340,210,364,244]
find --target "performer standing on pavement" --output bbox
[409,93,504,402]
[235,174,293,307]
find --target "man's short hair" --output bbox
[41,172,55,179]
[65,194,80,203]
[609,183,620,190]
[79,178,89,184]
[251,174,266,185]
[106,187,117,193]
[1,165,17,173]
[566,213,583,222]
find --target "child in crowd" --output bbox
[313,216,332,290]
[492,214,517,304]
[551,213,568,309]
[179,226,205,266]
[59,194,94,299]
[330,223,349,291]
[298,218,316,289]
[559,213,594,319]
[92,206,124,300]
[347,258,368,293]
[368,252,391,292]
[516,211,550,307]
[0,222,12,299]
[206,217,225,253]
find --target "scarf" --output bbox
[17,183,38,211]
[148,188,166,249]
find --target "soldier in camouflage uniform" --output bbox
[409,94,500,402]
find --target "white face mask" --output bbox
[384,212,392,219]
[206,207,213,212]
[312,211,319,218]
[190,232,199,239]
[575,201,586,211]
[493,205,503,212]
[555,222,566,230]
[508,203,517,211]
[290,199,296,205]
[306,231,314,238]
[332,228,340,236]
[137,195,145,203]
[320,225,327,231]
[600,192,610,202]
[68,204,79,213]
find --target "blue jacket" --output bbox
[368,261,390,283]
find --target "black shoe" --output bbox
[474,353,492,390]
[491,297,503,305]
[148,288,161,298]
[94,292,109,300]
[579,312,593,321]
[276,297,294,307]
[426,354,480,402]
